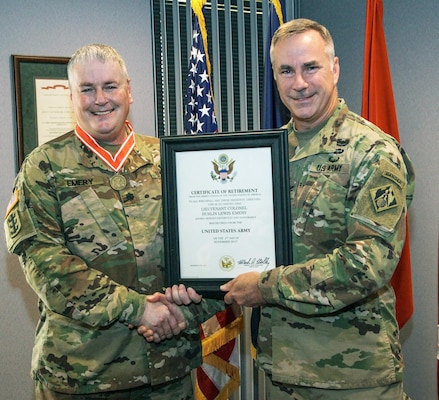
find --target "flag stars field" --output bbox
[183,1,241,398]
[183,12,218,135]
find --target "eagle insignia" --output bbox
[219,255,235,271]
[211,153,236,182]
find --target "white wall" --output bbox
[1,1,438,399]
[384,2,439,399]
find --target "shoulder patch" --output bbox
[5,208,21,239]
[5,190,19,219]
[351,157,406,234]
[380,158,405,188]
[3,189,37,254]
[370,185,398,212]
[382,170,404,188]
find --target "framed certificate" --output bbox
[161,130,292,296]
[12,55,75,169]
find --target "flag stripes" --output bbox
[183,2,243,399]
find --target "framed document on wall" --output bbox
[161,130,292,296]
[12,55,75,169]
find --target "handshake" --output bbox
[132,284,202,343]
[133,271,264,343]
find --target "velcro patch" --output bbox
[4,190,19,219]
[59,177,104,187]
[5,209,21,239]
[3,189,38,253]
[370,185,398,212]
[382,170,404,188]
[5,190,22,239]
[310,163,350,174]
[351,156,406,234]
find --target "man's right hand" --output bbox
[135,285,202,343]
[137,294,186,343]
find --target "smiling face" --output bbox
[70,59,133,144]
[271,29,340,132]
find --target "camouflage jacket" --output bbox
[256,100,415,389]
[4,130,224,394]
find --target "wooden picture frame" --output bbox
[12,55,73,168]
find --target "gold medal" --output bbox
[110,174,127,191]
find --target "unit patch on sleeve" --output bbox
[370,184,398,212]
[3,189,38,253]
[6,208,22,239]
[5,189,19,218]
[351,157,406,234]
[4,190,20,237]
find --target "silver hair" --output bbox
[270,18,336,65]
[67,44,130,87]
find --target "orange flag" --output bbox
[361,0,413,328]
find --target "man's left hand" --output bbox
[220,272,266,307]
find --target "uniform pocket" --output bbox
[61,187,126,262]
[293,173,348,249]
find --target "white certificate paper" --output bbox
[35,78,76,145]
[175,147,276,279]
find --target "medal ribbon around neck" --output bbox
[75,121,135,172]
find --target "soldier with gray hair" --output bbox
[221,18,414,399]
[4,43,223,399]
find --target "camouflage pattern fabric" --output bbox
[35,373,194,399]
[4,131,224,394]
[256,99,415,389]
[265,374,411,400]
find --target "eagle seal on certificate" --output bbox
[211,153,236,182]
[219,255,235,271]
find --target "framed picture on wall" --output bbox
[12,55,76,169]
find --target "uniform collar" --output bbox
[75,132,154,173]
[286,99,350,160]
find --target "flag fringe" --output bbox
[201,315,244,357]
[191,0,212,75]
[188,0,218,126]
[195,353,241,400]
[271,0,284,25]
[250,342,257,360]
[194,384,209,400]
[203,353,241,384]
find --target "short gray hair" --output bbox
[67,44,130,87]
[270,18,335,64]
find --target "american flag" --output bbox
[195,306,243,400]
[184,2,243,399]
[183,4,218,135]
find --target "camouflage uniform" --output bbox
[4,130,224,395]
[256,99,415,390]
